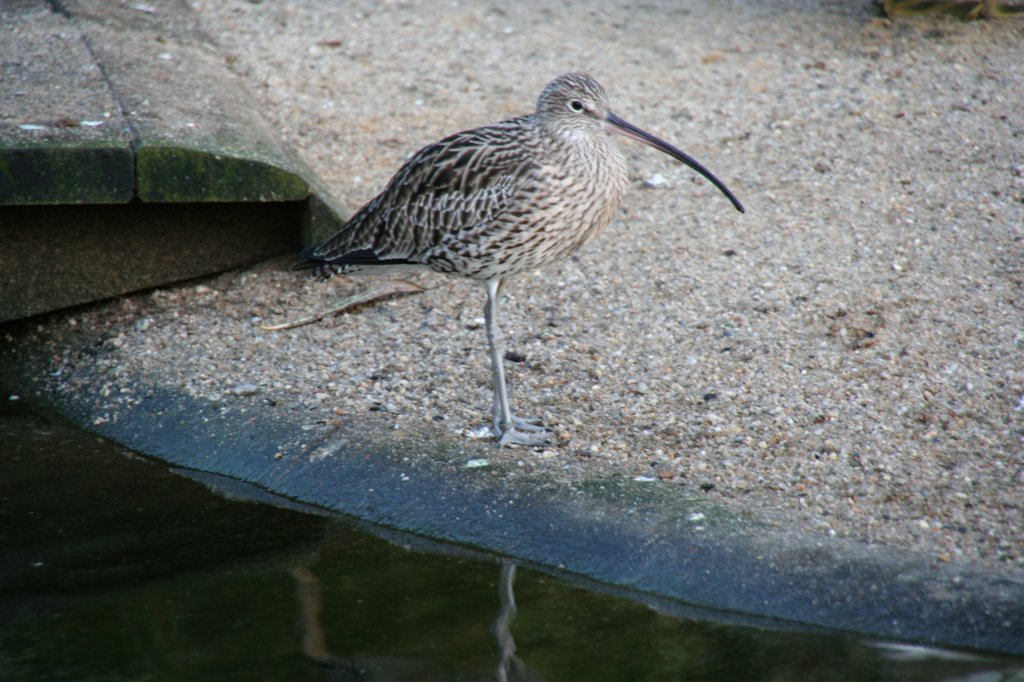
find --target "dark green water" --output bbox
[2,397,1020,681]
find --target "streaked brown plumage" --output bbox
[296,73,743,446]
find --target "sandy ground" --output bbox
[29,1,1024,569]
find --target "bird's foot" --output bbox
[503,415,547,433]
[496,424,552,448]
[490,399,547,443]
[464,417,547,444]
[492,414,551,447]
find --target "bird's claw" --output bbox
[491,414,551,446]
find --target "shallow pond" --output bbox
[2,396,1020,681]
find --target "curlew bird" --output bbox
[295,73,744,447]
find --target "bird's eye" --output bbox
[569,100,585,112]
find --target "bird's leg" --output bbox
[487,280,546,435]
[489,281,545,434]
[484,279,550,447]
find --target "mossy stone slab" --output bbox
[0,1,133,204]
[0,0,348,321]
[1,0,344,208]
[73,12,313,204]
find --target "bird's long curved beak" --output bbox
[605,111,744,213]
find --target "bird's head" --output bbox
[536,72,745,213]
[535,72,611,139]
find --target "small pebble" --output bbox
[643,172,667,188]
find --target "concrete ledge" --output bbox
[0,1,133,205]
[0,0,346,321]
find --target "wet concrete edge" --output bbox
[3,340,1022,656]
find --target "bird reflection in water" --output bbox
[290,559,539,681]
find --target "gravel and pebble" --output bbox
[16,1,1024,570]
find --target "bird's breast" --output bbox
[426,134,630,280]
[531,137,629,246]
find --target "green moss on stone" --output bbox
[0,145,133,205]
[136,145,309,203]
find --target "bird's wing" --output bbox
[301,117,537,268]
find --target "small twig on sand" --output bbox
[260,280,426,331]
